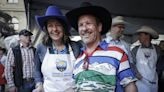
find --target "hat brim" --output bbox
[66,6,112,35]
[112,21,127,26]
[35,15,70,31]
[136,30,159,39]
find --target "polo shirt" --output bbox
[74,41,136,92]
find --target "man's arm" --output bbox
[5,48,17,91]
[125,82,138,92]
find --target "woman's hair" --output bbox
[42,19,71,46]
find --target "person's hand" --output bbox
[136,72,142,80]
[8,86,17,92]
[32,84,43,92]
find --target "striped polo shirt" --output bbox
[73,41,136,92]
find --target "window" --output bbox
[9,17,19,30]
[7,0,18,3]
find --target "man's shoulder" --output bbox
[131,45,140,51]
[107,45,125,54]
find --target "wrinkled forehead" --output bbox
[112,24,125,28]
[78,14,97,23]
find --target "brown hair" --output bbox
[42,19,71,46]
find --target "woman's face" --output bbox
[46,19,64,42]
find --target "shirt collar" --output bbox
[49,43,68,54]
[20,43,32,48]
[81,41,109,51]
[141,44,153,49]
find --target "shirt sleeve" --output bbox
[117,52,137,87]
[34,44,44,84]
[5,48,15,87]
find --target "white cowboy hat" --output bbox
[136,26,159,39]
[112,16,127,26]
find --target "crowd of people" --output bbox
[0,2,163,92]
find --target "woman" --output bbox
[33,6,82,92]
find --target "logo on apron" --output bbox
[56,59,67,72]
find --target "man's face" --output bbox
[19,35,31,44]
[78,15,102,45]
[138,32,151,44]
[110,24,125,38]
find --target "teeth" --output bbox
[52,32,58,35]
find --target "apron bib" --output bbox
[41,47,76,92]
[135,45,158,92]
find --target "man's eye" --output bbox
[78,24,83,27]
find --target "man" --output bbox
[66,2,137,92]
[5,29,35,92]
[104,16,133,63]
[132,26,160,92]
[158,40,164,92]
[104,16,140,81]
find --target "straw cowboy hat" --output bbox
[66,2,112,35]
[35,5,70,32]
[136,26,159,39]
[112,16,127,26]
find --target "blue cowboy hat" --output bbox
[35,6,70,32]
[66,2,112,35]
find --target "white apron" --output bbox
[135,45,158,92]
[41,47,76,92]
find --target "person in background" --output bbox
[104,16,140,89]
[33,5,81,92]
[157,40,164,92]
[5,29,35,92]
[66,2,137,92]
[0,44,7,92]
[104,16,134,64]
[132,26,161,92]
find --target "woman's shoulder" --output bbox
[36,43,47,52]
[36,43,46,48]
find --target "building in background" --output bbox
[0,0,27,32]
[0,0,27,50]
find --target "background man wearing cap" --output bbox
[66,2,137,92]
[132,26,161,92]
[5,29,36,92]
